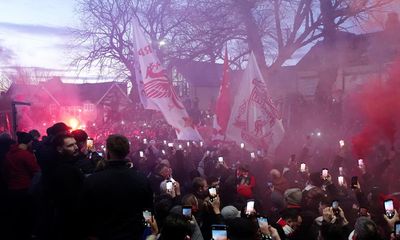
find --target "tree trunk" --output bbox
[236,0,267,70]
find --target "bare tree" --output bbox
[72,0,396,82]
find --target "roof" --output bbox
[171,59,224,87]
[296,29,400,70]
[6,78,129,106]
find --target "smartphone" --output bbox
[182,206,192,219]
[358,159,364,168]
[86,138,94,150]
[246,200,255,215]
[339,140,345,148]
[257,217,268,228]
[250,152,256,158]
[218,157,224,163]
[240,143,245,149]
[384,199,395,219]
[338,176,344,186]
[166,181,173,191]
[209,187,217,198]
[168,143,174,147]
[300,163,306,172]
[143,138,147,144]
[211,224,227,240]
[143,210,152,221]
[178,144,183,149]
[139,151,144,158]
[351,176,358,189]
[162,150,166,155]
[395,221,400,237]
[322,168,329,179]
[332,200,340,215]
[97,152,103,157]
[200,141,204,147]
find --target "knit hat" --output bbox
[284,188,302,206]
[221,206,241,220]
[16,131,33,144]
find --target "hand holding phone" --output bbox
[166,181,173,192]
[385,199,395,219]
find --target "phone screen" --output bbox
[209,187,217,197]
[86,138,94,150]
[257,217,268,228]
[395,221,400,236]
[139,151,144,158]
[182,206,192,219]
[246,200,255,214]
[168,143,174,147]
[211,225,227,240]
[143,210,152,221]
[385,199,395,218]
[332,200,339,209]
[338,176,344,186]
[218,157,224,163]
[250,152,255,158]
[358,159,364,168]
[166,181,173,191]
[322,168,328,178]
[300,163,306,172]
[97,152,103,157]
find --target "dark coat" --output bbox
[80,160,153,240]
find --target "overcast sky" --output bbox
[0,0,398,80]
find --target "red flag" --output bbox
[213,47,231,135]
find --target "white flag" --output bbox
[132,21,202,140]
[226,52,284,152]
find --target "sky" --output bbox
[0,0,399,83]
[0,1,78,70]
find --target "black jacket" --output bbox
[80,160,153,240]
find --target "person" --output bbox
[71,129,102,175]
[3,131,40,240]
[48,132,85,239]
[146,213,192,240]
[80,134,153,240]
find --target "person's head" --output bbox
[182,194,199,213]
[71,129,89,153]
[192,177,208,198]
[29,129,40,140]
[353,217,381,240]
[16,131,33,149]
[270,169,281,180]
[155,163,172,179]
[309,172,324,188]
[53,133,79,158]
[284,188,302,207]
[238,164,250,177]
[160,213,192,240]
[221,205,241,221]
[280,208,302,231]
[48,122,71,136]
[207,176,220,190]
[105,134,130,160]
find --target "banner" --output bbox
[132,21,202,140]
[226,52,284,152]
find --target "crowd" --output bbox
[0,121,400,240]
